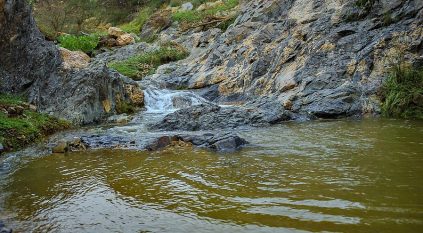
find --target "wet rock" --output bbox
[107,114,132,124]
[146,136,172,151]
[146,133,247,152]
[52,141,69,153]
[0,143,4,154]
[179,133,248,152]
[59,47,90,70]
[68,137,87,151]
[80,135,129,149]
[152,99,292,131]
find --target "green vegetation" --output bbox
[116,101,137,114]
[382,11,394,26]
[381,64,423,120]
[172,0,239,23]
[0,94,70,152]
[355,0,376,9]
[169,0,208,7]
[119,7,156,34]
[109,43,189,80]
[58,34,100,53]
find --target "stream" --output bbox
[0,89,422,232]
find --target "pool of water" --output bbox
[0,119,422,232]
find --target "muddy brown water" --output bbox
[0,119,422,232]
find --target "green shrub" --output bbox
[381,64,423,119]
[109,43,189,80]
[58,34,100,53]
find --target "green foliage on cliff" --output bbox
[172,0,239,23]
[120,8,154,34]
[0,94,70,152]
[58,34,100,53]
[109,43,189,80]
[381,65,423,120]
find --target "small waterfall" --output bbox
[143,88,209,113]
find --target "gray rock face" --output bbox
[0,0,142,125]
[153,0,423,118]
[30,66,140,125]
[0,0,61,93]
[152,98,293,131]
[0,220,12,233]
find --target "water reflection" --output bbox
[0,119,422,232]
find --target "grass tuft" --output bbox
[0,94,70,152]
[108,43,189,80]
[381,64,423,120]
[58,34,100,53]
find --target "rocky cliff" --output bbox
[148,0,422,119]
[0,0,142,124]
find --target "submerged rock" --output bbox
[146,133,248,152]
[52,141,68,153]
[152,98,292,131]
[179,133,248,152]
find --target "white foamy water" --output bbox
[143,88,209,113]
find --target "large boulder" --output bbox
[36,65,143,124]
[152,98,293,131]
[0,0,143,124]
[0,0,61,93]
[59,47,90,70]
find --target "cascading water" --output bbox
[143,88,210,113]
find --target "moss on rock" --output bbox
[0,94,70,153]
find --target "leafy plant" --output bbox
[58,34,100,53]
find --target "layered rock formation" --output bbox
[150,0,423,120]
[0,0,142,124]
